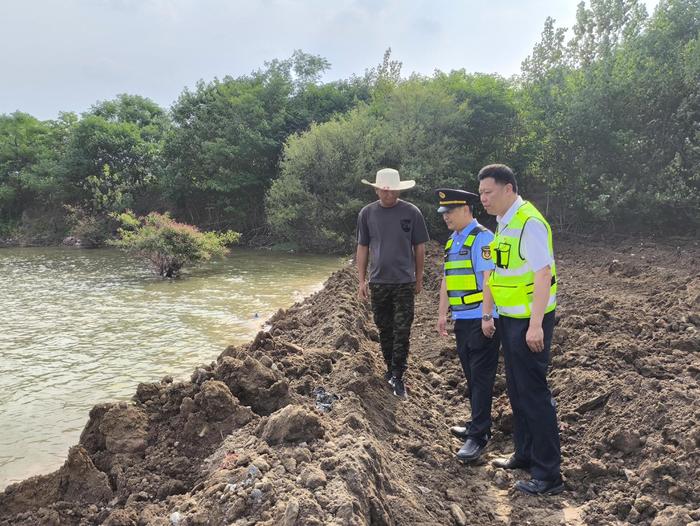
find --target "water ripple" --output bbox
[0,247,343,488]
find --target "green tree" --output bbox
[519,0,699,230]
[59,94,169,217]
[163,50,366,234]
[0,112,72,236]
[267,71,524,251]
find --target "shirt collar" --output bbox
[451,218,478,238]
[497,196,524,227]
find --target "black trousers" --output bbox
[454,318,500,445]
[369,282,416,379]
[498,310,561,480]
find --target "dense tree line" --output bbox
[1,0,698,251]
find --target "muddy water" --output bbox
[0,247,343,489]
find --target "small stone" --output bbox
[281,456,297,473]
[493,470,510,489]
[445,488,461,501]
[247,464,262,480]
[633,496,654,513]
[250,488,263,501]
[252,457,270,472]
[282,499,300,526]
[610,430,642,454]
[300,466,327,489]
[583,459,608,477]
[170,511,183,525]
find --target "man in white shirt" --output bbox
[478,164,563,496]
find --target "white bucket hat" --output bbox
[361,168,415,191]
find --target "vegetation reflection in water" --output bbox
[0,247,344,489]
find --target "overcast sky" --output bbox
[1,0,659,120]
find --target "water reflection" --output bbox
[0,247,344,489]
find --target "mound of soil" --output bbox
[1,236,698,525]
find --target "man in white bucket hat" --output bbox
[356,168,429,399]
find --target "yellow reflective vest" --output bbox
[488,201,557,318]
[444,225,487,312]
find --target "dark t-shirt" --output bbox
[356,200,430,284]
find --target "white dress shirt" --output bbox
[497,196,554,272]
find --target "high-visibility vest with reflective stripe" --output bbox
[444,225,487,312]
[488,201,557,318]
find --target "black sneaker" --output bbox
[384,371,393,384]
[392,377,407,399]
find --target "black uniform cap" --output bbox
[435,188,479,213]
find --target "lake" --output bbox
[0,247,344,489]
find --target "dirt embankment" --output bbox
[1,237,699,526]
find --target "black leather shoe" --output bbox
[515,477,564,496]
[456,439,485,463]
[449,424,470,439]
[492,455,531,470]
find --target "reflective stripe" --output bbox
[445,260,473,270]
[449,291,484,306]
[446,274,477,291]
[463,291,484,304]
[494,265,531,277]
[497,294,557,316]
[497,227,523,237]
[498,304,527,315]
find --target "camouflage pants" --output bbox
[369,282,416,379]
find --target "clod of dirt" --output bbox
[0,446,112,516]
[99,404,149,453]
[259,405,325,445]
[216,356,290,415]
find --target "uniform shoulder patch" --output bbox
[481,245,492,260]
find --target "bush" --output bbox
[112,211,240,277]
[64,205,112,248]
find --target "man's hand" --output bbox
[358,281,369,302]
[526,323,544,352]
[482,318,496,338]
[415,279,423,295]
[437,314,448,336]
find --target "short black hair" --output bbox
[477,164,518,194]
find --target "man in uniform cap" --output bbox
[357,168,430,399]
[436,188,500,463]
